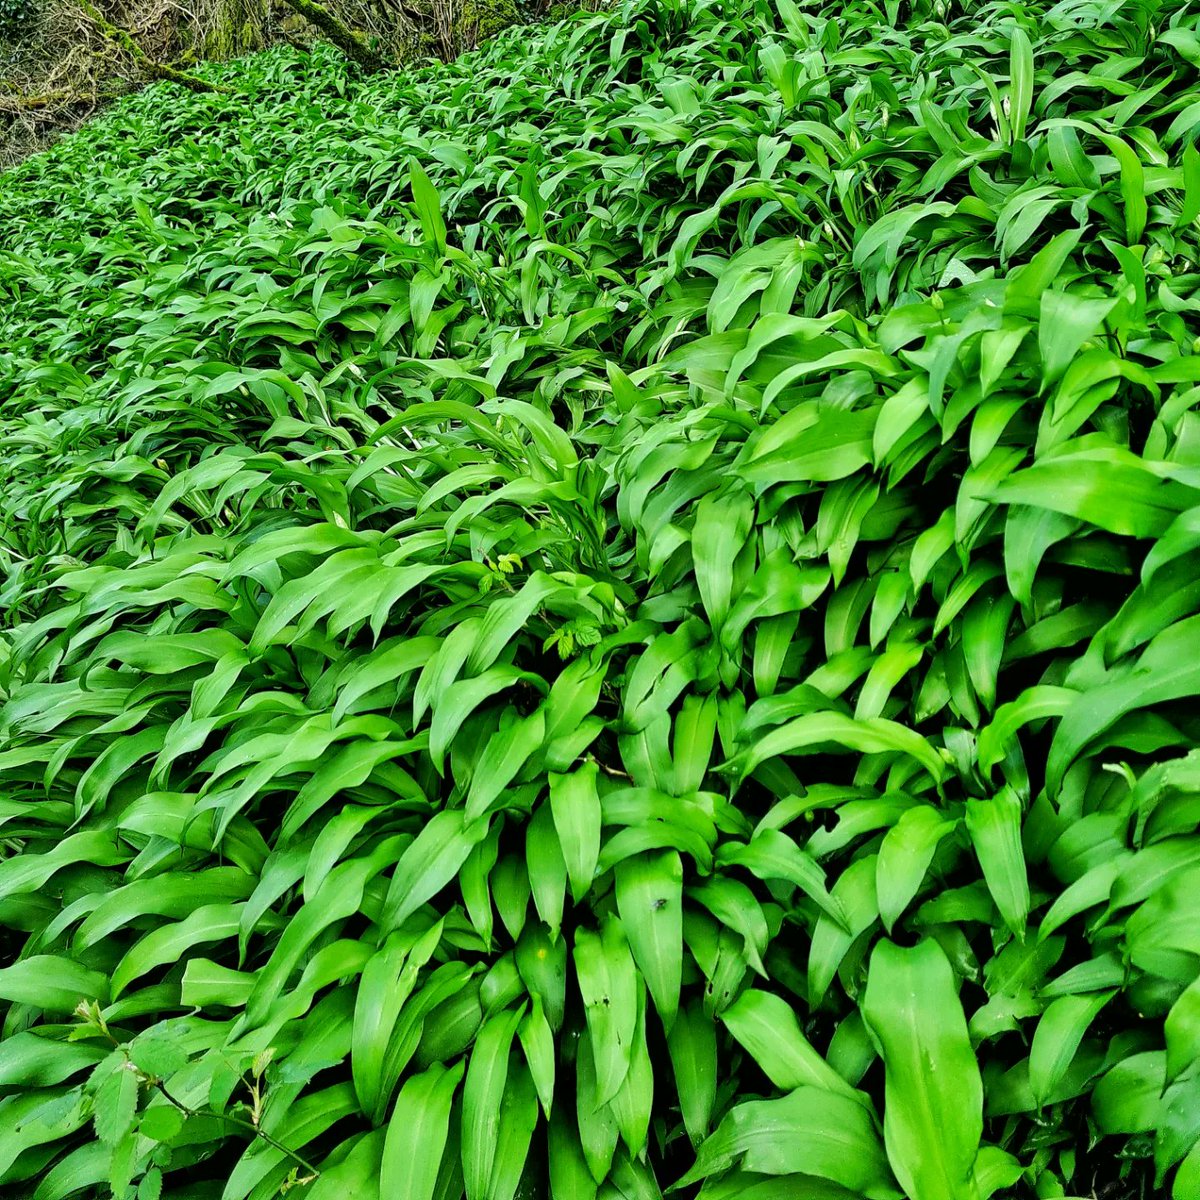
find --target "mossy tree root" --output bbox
[275,0,387,69]
[75,0,232,92]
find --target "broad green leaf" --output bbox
[991,452,1195,539]
[964,790,1030,937]
[876,806,957,933]
[1008,25,1034,144]
[0,957,109,1012]
[1028,991,1115,1107]
[718,828,847,930]
[309,1132,384,1200]
[462,1006,523,1200]
[667,1000,717,1147]
[722,988,864,1102]
[354,920,444,1120]
[809,854,879,1007]
[382,812,490,931]
[1092,1052,1165,1134]
[518,997,555,1115]
[614,850,683,1031]
[575,1024,620,1183]
[548,1102,599,1200]
[729,711,947,786]
[1167,977,1200,1083]
[487,1060,540,1200]
[410,158,448,252]
[608,980,654,1159]
[95,1065,138,1145]
[550,762,602,904]
[862,939,983,1200]
[675,1085,893,1193]
[526,802,567,938]
[692,489,755,630]
[573,917,638,1104]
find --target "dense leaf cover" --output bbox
[2,0,1200,1196]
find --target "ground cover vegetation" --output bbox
[1,0,1200,1195]
[0,0,578,170]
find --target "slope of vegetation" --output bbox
[0,0,575,167]
[2,0,1200,1196]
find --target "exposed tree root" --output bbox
[273,0,384,68]
[76,0,232,90]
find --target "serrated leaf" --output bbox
[95,1065,138,1145]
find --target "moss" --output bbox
[460,0,521,43]
[201,0,268,59]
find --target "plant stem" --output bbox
[154,1081,321,1178]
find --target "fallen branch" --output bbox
[275,0,387,69]
[0,88,109,109]
[75,0,232,92]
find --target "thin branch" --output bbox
[1,88,109,110]
[154,1081,321,1177]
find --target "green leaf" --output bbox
[526,802,567,939]
[876,806,957,933]
[462,1006,523,1200]
[667,1000,718,1147]
[95,1065,139,1144]
[0,1034,104,1089]
[1008,24,1034,144]
[0,956,109,1012]
[139,1105,185,1143]
[675,1085,893,1193]
[688,875,769,976]
[575,1024,620,1183]
[614,850,683,1032]
[1167,977,1200,1083]
[1028,991,1115,1107]
[608,979,654,1159]
[692,489,755,630]
[721,988,864,1101]
[573,917,638,1104]
[1092,1052,1165,1134]
[550,762,602,904]
[548,1102,599,1200]
[410,158,448,252]
[111,903,241,998]
[138,1167,164,1200]
[809,854,879,1007]
[964,790,1030,937]
[355,923,449,1120]
[862,939,983,1200]
[518,997,555,1116]
[718,827,847,930]
[383,812,490,931]
[382,1062,465,1200]
[990,451,1195,539]
[1038,291,1117,390]
[487,1059,540,1200]
[729,711,947,786]
[308,1132,384,1200]
[128,1038,187,1081]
